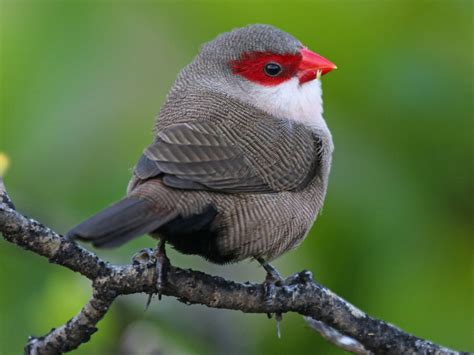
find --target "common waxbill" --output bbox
[67,24,336,289]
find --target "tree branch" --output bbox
[0,178,468,355]
[25,289,116,355]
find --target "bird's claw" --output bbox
[283,269,313,286]
[154,244,170,301]
[263,271,282,306]
[134,243,170,309]
[257,257,285,338]
[132,248,155,265]
[275,312,282,339]
[263,271,284,337]
[257,259,316,338]
[298,270,313,284]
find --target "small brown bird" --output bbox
[67,24,336,298]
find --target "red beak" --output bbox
[298,48,337,84]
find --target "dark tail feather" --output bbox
[66,197,174,248]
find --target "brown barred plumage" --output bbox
[67,24,334,265]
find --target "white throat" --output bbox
[238,77,326,130]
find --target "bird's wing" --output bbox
[132,95,321,193]
[134,121,271,192]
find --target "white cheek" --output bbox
[242,77,325,130]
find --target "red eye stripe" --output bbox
[230,51,302,86]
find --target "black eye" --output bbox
[264,62,282,76]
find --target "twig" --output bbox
[305,317,371,355]
[25,290,116,355]
[0,178,468,355]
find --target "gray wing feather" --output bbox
[135,154,162,180]
[132,92,321,194]
[135,122,270,192]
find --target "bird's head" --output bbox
[175,24,337,128]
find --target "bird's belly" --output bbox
[155,188,323,264]
[156,204,238,264]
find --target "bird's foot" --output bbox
[257,257,284,338]
[131,243,170,309]
[154,241,170,301]
[131,248,158,310]
[132,248,155,266]
[284,269,314,287]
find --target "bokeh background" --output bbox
[0,1,472,354]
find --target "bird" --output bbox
[67,24,336,311]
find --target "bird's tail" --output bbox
[66,197,175,248]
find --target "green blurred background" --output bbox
[0,1,472,354]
